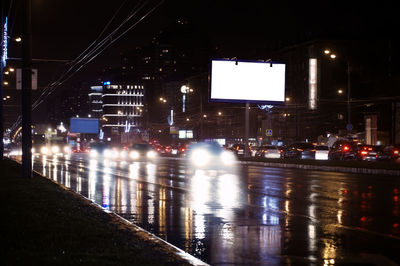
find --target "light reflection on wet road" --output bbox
[32,155,400,265]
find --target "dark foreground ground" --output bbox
[0,158,201,266]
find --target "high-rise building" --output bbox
[89,83,145,143]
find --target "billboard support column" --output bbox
[244,102,249,157]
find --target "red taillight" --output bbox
[180,148,185,152]
[394,150,399,155]
[361,150,368,156]
[343,145,350,151]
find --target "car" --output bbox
[187,141,236,168]
[281,143,316,159]
[328,140,358,160]
[315,145,329,160]
[6,143,22,156]
[379,145,400,162]
[356,145,381,161]
[32,136,71,157]
[230,144,252,157]
[255,145,281,159]
[89,142,114,159]
[128,143,158,161]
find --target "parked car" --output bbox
[255,145,281,159]
[328,140,358,160]
[281,143,316,159]
[315,145,330,160]
[380,145,400,162]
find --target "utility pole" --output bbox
[244,102,249,157]
[21,0,32,178]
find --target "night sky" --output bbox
[4,0,399,111]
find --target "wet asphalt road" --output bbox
[31,154,400,265]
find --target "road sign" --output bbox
[266,129,273,136]
[346,123,353,131]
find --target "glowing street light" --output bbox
[323,49,352,131]
[338,89,343,94]
[15,37,22,42]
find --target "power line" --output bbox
[9,0,165,133]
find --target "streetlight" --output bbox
[337,89,343,95]
[323,49,352,131]
[181,85,189,113]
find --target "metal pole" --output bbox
[0,49,3,160]
[200,90,203,140]
[21,0,32,178]
[244,102,249,157]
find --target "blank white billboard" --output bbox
[210,59,285,103]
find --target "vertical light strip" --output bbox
[309,58,318,110]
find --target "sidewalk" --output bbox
[0,158,207,266]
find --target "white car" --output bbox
[315,145,329,160]
[255,145,281,159]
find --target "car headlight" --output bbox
[111,149,119,159]
[146,150,157,159]
[103,149,111,158]
[40,146,48,155]
[191,149,210,167]
[130,151,139,160]
[120,150,127,159]
[31,147,35,153]
[52,146,60,154]
[221,150,235,165]
[90,149,98,158]
[63,146,71,153]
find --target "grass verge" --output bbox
[0,158,194,266]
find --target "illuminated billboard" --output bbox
[308,58,318,110]
[210,59,285,104]
[70,118,99,134]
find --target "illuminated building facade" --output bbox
[89,83,145,141]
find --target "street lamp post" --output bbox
[324,50,352,131]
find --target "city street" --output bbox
[31,154,400,265]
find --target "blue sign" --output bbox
[266,129,273,136]
[2,17,8,67]
[70,118,99,134]
[346,123,353,131]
